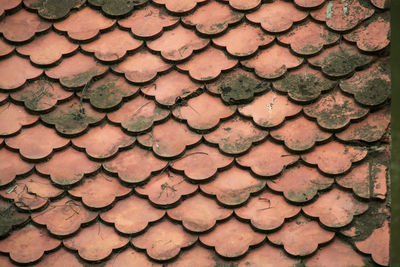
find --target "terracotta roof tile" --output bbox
[0,148,33,186]
[0,199,29,237]
[164,245,216,267]
[0,0,20,17]
[0,102,38,135]
[152,0,205,14]
[237,243,301,266]
[223,0,261,11]
[38,247,84,267]
[24,0,85,20]
[107,247,161,267]
[294,0,325,8]
[0,38,14,57]
[88,0,147,16]
[0,55,42,90]
[371,0,390,9]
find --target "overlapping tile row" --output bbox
[0,0,390,266]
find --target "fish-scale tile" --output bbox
[72,123,135,159]
[32,197,97,236]
[0,9,50,43]
[340,58,390,106]
[170,143,233,181]
[36,147,101,185]
[153,0,206,13]
[0,148,33,186]
[278,20,340,56]
[11,80,73,112]
[235,190,300,231]
[294,0,325,8]
[173,93,236,131]
[200,166,266,206]
[206,68,270,104]
[303,187,369,228]
[54,7,115,41]
[213,22,274,57]
[147,25,209,62]
[0,0,20,16]
[45,53,108,88]
[304,89,368,130]
[103,146,167,183]
[267,215,335,256]
[246,0,307,33]
[101,195,164,234]
[270,116,332,152]
[371,0,390,9]
[0,102,38,135]
[241,44,303,79]
[267,163,333,203]
[0,224,60,264]
[182,0,243,36]
[237,243,301,266]
[24,0,85,19]
[200,217,265,258]
[39,247,83,267]
[308,42,374,77]
[164,245,218,267]
[88,0,147,16]
[68,173,131,208]
[177,47,237,82]
[63,222,129,262]
[16,31,78,66]
[0,173,62,210]
[81,28,143,62]
[6,124,69,160]
[311,0,374,31]
[0,39,14,57]
[141,70,201,107]
[167,194,232,232]
[41,98,105,136]
[107,248,161,267]
[137,119,201,158]
[0,94,7,104]
[135,172,197,206]
[0,55,42,90]
[118,5,179,38]
[222,0,260,11]
[0,199,29,237]
[132,219,197,261]
[301,141,367,175]
[236,140,299,177]
[273,65,337,103]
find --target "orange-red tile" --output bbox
[340,58,390,106]
[278,20,340,56]
[182,1,243,35]
[0,148,33,186]
[107,247,161,267]
[45,53,108,88]
[311,0,374,31]
[304,89,368,130]
[137,119,201,158]
[0,0,20,16]
[81,28,143,62]
[273,65,336,103]
[170,143,233,181]
[303,187,368,227]
[0,256,17,267]
[0,102,38,135]
[213,22,274,57]
[294,0,325,8]
[141,70,201,106]
[17,31,78,65]
[235,190,300,230]
[132,220,197,261]
[24,0,84,19]
[147,25,209,62]
[0,9,50,42]
[68,173,131,208]
[241,44,303,79]
[237,243,301,266]
[11,79,72,112]
[6,124,69,160]
[112,49,171,83]
[267,164,333,203]
[88,0,146,16]
[72,123,135,159]
[200,166,266,206]
[36,147,101,185]
[32,196,97,236]
[164,245,218,267]
[0,199,29,236]
[246,0,307,33]
[0,38,14,57]
[54,7,115,41]
[168,194,232,232]
[63,222,129,261]
[0,55,42,90]
[236,140,299,177]
[153,0,206,13]
[101,195,165,234]
[118,5,179,38]
[371,0,390,9]
[0,224,60,264]
[200,217,265,258]
[135,172,197,206]
[39,247,83,267]
[41,98,105,135]
[103,146,167,184]
[301,141,367,175]
[177,47,237,81]
[223,0,261,10]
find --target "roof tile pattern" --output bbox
[0,0,390,266]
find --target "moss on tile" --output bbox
[89,0,147,16]
[0,202,29,237]
[26,0,85,19]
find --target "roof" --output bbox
[0,0,391,266]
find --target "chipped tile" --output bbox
[153,0,206,13]
[88,0,146,16]
[0,199,29,237]
[24,0,84,19]
[0,102,38,135]
[0,148,33,186]
[0,55,42,90]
